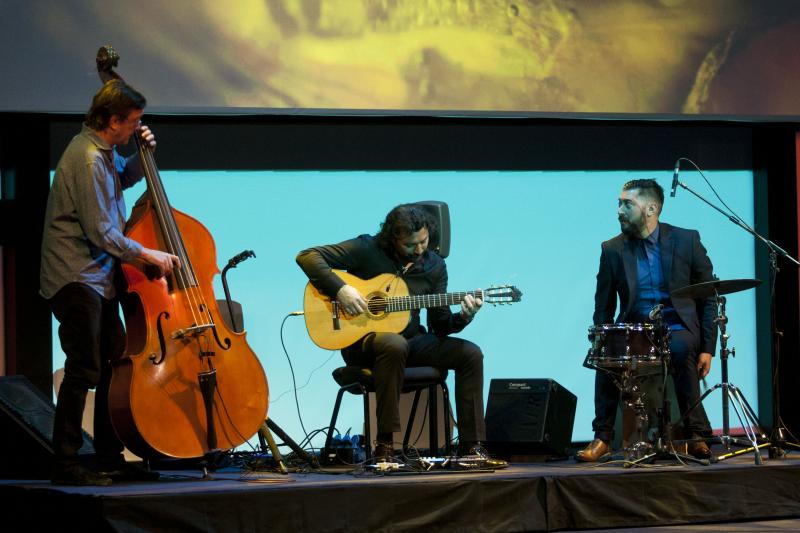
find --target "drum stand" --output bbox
[624,316,710,468]
[626,368,710,467]
[625,326,709,467]
[584,321,679,463]
[617,368,656,461]
[676,293,768,464]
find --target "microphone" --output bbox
[226,249,256,269]
[648,303,665,321]
[670,159,680,197]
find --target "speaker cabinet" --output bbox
[0,375,93,479]
[486,378,577,458]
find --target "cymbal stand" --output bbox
[676,291,767,464]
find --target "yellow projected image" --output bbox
[28,0,800,115]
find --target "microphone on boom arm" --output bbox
[670,159,681,198]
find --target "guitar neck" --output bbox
[386,290,483,312]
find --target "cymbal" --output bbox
[671,279,762,299]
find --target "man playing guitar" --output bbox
[297,204,506,467]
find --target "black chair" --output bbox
[322,366,452,462]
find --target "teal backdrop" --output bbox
[51,169,758,447]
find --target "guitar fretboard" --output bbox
[384,291,484,312]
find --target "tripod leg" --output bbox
[266,418,319,467]
[624,445,710,467]
[730,389,761,447]
[258,422,289,474]
[672,383,722,435]
[729,385,765,438]
[715,442,771,462]
[625,451,657,467]
[716,387,763,464]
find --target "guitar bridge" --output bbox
[331,301,341,330]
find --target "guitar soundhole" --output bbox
[366,293,388,318]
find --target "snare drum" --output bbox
[587,323,663,369]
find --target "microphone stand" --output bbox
[220,250,319,472]
[674,175,800,458]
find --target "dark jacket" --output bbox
[593,222,717,354]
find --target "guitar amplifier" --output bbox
[485,378,576,458]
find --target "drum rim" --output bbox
[589,322,655,331]
[585,354,664,369]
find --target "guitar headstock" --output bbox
[482,285,523,305]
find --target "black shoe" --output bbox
[51,464,113,487]
[458,442,509,469]
[371,442,395,464]
[97,458,160,482]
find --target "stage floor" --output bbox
[2,453,800,532]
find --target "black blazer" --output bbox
[593,222,717,355]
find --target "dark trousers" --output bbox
[592,328,712,442]
[342,332,486,443]
[49,283,126,465]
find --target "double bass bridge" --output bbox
[171,323,214,340]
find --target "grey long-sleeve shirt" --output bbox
[40,124,145,300]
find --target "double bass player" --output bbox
[41,79,179,486]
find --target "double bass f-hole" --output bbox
[149,311,170,365]
[211,325,232,351]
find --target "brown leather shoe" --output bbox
[687,438,711,459]
[576,439,610,462]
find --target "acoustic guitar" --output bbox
[303,269,522,350]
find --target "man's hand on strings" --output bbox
[141,248,180,277]
[337,284,368,315]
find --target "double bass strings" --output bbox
[135,133,212,333]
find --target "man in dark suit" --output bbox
[577,179,717,461]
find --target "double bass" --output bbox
[97,46,269,459]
